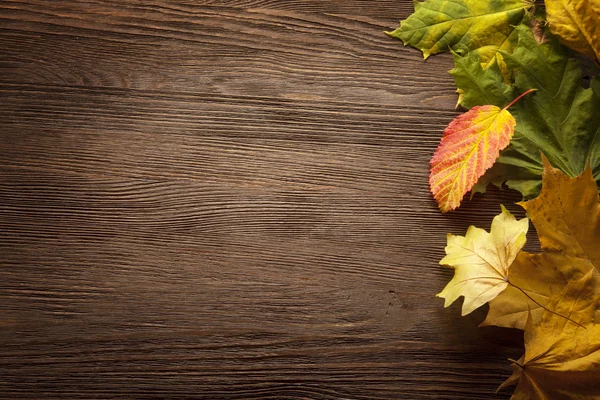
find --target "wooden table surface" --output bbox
[1,1,534,398]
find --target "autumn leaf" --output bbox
[386,0,531,61]
[482,157,600,329]
[429,90,534,212]
[437,205,528,315]
[521,159,600,267]
[499,269,600,399]
[437,158,600,396]
[545,0,600,62]
[429,106,514,212]
[467,25,600,198]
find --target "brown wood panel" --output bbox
[1,1,530,399]
[0,0,455,107]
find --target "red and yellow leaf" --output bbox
[429,105,516,212]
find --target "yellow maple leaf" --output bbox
[545,0,600,62]
[499,268,600,399]
[482,156,600,329]
[439,157,600,397]
[437,205,529,315]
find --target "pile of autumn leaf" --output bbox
[388,0,600,398]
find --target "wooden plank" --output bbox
[0,1,530,398]
[1,84,450,187]
[0,0,456,107]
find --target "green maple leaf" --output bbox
[452,24,600,198]
[386,0,532,62]
[450,50,514,109]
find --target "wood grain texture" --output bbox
[0,1,534,399]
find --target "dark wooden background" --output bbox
[0,1,534,398]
